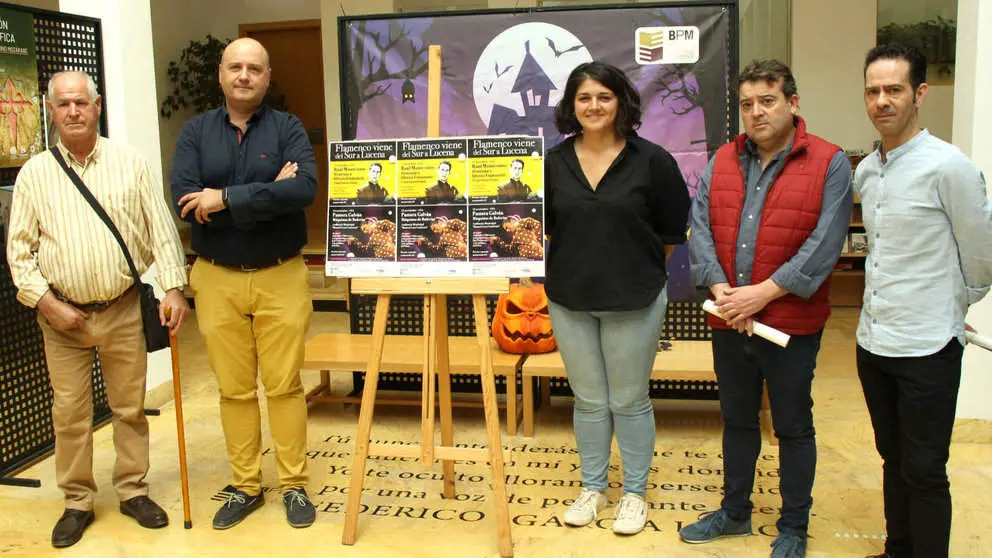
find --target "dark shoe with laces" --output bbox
[771,533,807,557]
[212,489,264,530]
[678,509,752,543]
[283,487,316,528]
[120,495,169,528]
[51,509,94,548]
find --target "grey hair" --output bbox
[47,71,99,101]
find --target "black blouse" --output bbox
[545,134,690,311]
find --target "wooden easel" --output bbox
[340,46,514,558]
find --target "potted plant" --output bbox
[160,34,288,118]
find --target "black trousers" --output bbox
[856,340,963,558]
[712,328,822,536]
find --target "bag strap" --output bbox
[49,146,142,285]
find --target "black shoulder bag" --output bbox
[50,147,171,352]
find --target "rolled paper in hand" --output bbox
[702,299,791,348]
[965,330,992,352]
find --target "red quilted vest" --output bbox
[708,117,839,334]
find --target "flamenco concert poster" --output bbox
[326,135,546,278]
[335,1,735,299]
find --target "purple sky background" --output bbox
[349,7,724,197]
[344,7,729,299]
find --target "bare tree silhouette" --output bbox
[638,8,732,157]
[342,20,429,139]
[654,65,701,116]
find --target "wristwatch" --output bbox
[222,187,230,209]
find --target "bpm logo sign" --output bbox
[635,26,700,65]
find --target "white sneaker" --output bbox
[562,489,608,526]
[612,493,648,535]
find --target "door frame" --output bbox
[239,19,321,35]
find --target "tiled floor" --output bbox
[1,307,989,557]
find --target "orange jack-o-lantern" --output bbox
[492,283,556,354]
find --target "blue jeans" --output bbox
[548,288,667,496]
[712,328,822,536]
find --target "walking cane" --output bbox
[164,307,193,529]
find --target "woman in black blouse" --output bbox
[544,61,690,535]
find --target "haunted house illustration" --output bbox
[487,40,565,147]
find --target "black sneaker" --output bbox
[678,509,752,543]
[212,489,264,530]
[283,487,315,528]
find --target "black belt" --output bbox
[199,252,299,272]
[51,285,134,313]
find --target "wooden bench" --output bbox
[303,333,525,435]
[520,340,774,442]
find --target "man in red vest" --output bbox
[680,60,853,558]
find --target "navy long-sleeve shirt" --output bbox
[170,105,317,266]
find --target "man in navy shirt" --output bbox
[170,37,317,530]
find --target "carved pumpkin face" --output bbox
[492,283,556,354]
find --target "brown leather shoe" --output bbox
[51,509,94,548]
[120,495,169,528]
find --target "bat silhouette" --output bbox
[494,61,514,78]
[547,37,584,57]
[483,82,494,93]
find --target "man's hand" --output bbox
[734,317,755,336]
[275,161,298,181]
[709,282,732,300]
[712,280,786,329]
[37,291,87,331]
[159,289,190,335]
[178,188,224,224]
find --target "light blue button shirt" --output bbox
[855,129,992,357]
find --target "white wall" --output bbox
[920,84,954,142]
[740,0,790,66]
[954,0,992,421]
[790,0,879,151]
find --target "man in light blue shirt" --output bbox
[855,44,992,558]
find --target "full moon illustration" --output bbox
[473,22,593,127]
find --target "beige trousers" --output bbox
[38,288,149,511]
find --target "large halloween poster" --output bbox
[0,8,42,168]
[327,135,545,278]
[337,3,733,299]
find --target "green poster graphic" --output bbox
[0,8,41,168]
